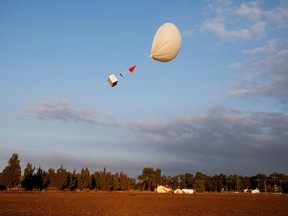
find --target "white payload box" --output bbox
[107,74,118,87]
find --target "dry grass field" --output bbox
[0,191,287,216]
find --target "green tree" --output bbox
[205,176,217,192]
[113,172,120,191]
[67,170,77,191]
[55,165,68,190]
[155,168,162,186]
[34,166,45,190]
[163,175,179,190]
[179,174,186,189]
[179,173,194,189]
[21,163,35,190]
[213,174,226,192]
[93,171,101,190]
[45,167,56,188]
[129,178,137,190]
[242,176,250,191]
[0,153,21,189]
[119,171,129,191]
[106,172,113,191]
[137,167,161,191]
[99,168,107,190]
[80,167,91,189]
[193,172,205,192]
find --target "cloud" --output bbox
[29,99,121,126]
[201,18,258,42]
[266,6,288,28]
[130,106,288,174]
[201,1,266,42]
[242,39,277,55]
[19,103,288,176]
[229,48,288,103]
[237,2,262,21]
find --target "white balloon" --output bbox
[150,23,182,62]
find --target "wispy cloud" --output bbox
[29,99,121,126]
[129,106,288,174]
[201,1,288,103]
[25,102,288,175]
[201,1,266,42]
[201,18,265,42]
[237,2,262,21]
[266,5,288,28]
[242,39,277,55]
[229,48,288,103]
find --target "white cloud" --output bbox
[265,6,288,28]
[29,99,121,126]
[237,2,262,21]
[201,1,266,42]
[201,18,252,41]
[228,61,242,69]
[229,48,288,103]
[242,39,277,55]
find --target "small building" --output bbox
[108,74,118,87]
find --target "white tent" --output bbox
[251,189,260,194]
[174,189,184,194]
[155,185,173,193]
[182,189,195,194]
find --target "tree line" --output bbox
[1,153,287,193]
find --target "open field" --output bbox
[0,191,287,216]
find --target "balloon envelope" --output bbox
[150,23,182,62]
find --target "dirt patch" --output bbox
[0,192,287,216]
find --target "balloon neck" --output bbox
[149,54,153,60]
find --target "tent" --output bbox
[155,185,173,193]
[182,189,195,194]
[174,189,184,194]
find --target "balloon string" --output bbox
[105,56,151,87]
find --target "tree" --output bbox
[185,173,194,188]
[93,171,101,190]
[119,172,129,191]
[179,173,194,189]
[55,165,68,190]
[0,153,21,189]
[98,168,107,190]
[44,167,56,188]
[106,172,113,191]
[137,167,161,191]
[113,172,120,191]
[80,167,91,190]
[21,163,35,190]
[193,172,205,192]
[67,170,77,191]
[213,174,226,192]
[205,176,217,192]
[34,166,45,190]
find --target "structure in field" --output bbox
[182,189,195,194]
[155,185,173,193]
[251,188,260,194]
[174,188,195,194]
[174,189,184,194]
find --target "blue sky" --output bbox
[1,0,287,178]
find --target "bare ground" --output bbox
[0,191,287,216]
